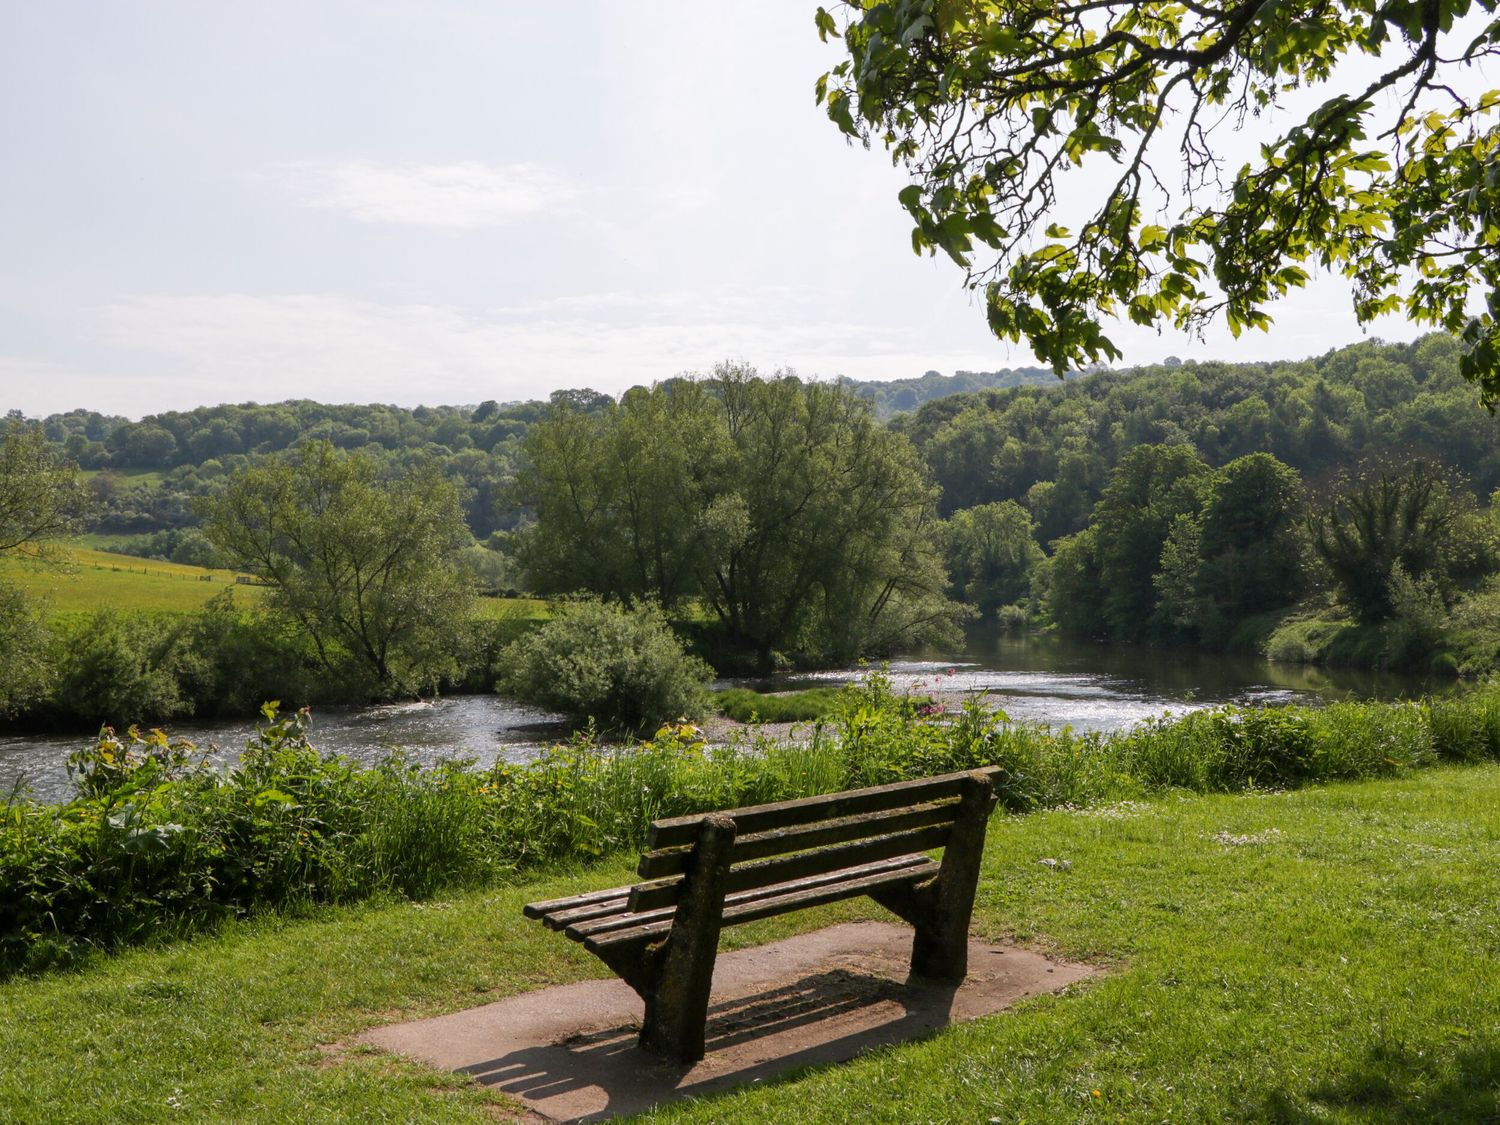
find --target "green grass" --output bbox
[1,542,548,620]
[470,594,549,621]
[1,764,1496,1121]
[0,545,264,614]
[79,468,164,487]
[714,686,845,723]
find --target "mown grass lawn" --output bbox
[2,765,1496,1122]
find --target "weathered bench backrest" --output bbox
[521,765,1004,1063]
[627,767,1003,912]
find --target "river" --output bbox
[0,631,1437,803]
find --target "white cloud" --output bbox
[92,290,1007,411]
[0,354,219,419]
[272,160,577,228]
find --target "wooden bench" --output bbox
[523,766,1002,1062]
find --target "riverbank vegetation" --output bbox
[5,334,1500,738]
[899,336,1500,670]
[713,685,844,723]
[2,758,1496,1121]
[514,363,967,669]
[5,672,1497,976]
[200,441,475,694]
[497,598,713,732]
[0,596,536,732]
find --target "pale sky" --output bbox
[0,1,1464,419]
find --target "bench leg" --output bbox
[910,771,995,982]
[639,815,736,1064]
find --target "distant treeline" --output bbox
[27,335,1498,552]
[838,365,1078,419]
[906,335,1500,673]
[16,334,1500,681]
[893,334,1500,537]
[34,390,611,540]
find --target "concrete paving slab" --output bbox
[359,921,1097,1123]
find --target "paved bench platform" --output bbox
[358,920,1097,1123]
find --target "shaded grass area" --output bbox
[1,765,1496,1122]
[1267,612,1387,667]
[714,686,844,723]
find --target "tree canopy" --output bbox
[944,500,1043,617]
[200,442,473,693]
[0,422,89,555]
[1309,456,1463,620]
[817,0,1500,402]
[515,365,965,667]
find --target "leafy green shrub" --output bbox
[1266,615,1357,664]
[1,708,502,974]
[1384,565,1449,669]
[497,599,712,732]
[1446,583,1500,675]
[996,603,1029,631]
[0,581,52,719]
[45,611,203,727]
[714,687,843,723]
[187,591,325,715]
[1429,685,1500,762]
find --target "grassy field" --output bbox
[0,545,263,614]
[471,594,549,621]
[1,542,549,621]
[78,468,165,487]
[2,764,1495,1122]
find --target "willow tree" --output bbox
[0,422,89,556]
[515,365,964,667]
[201,442,473,693]
[0,422,89,716]
[817,0,1500,402]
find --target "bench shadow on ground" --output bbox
[457,968,959,1120]
[1247,1041,1499,1123]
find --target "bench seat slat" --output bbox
[647,766,1002,849]
[636,798,962,879]
[585,856,940,953]
[541,894,632,931]
[523,884,636,920]
[564,854,934,942]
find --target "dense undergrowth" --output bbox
[3,673,1499,976]
[0,595,535,732]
